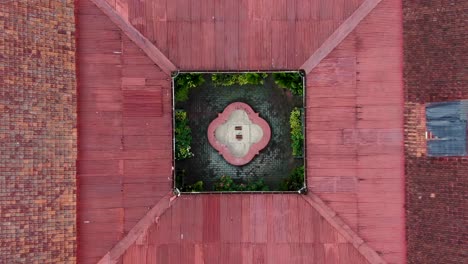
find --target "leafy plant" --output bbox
[237,73,268,85]
[214,175,236,191]
[273,72,303,95]
[237,178,269,191]
[290,107,304,157]
[184,181,204,192]
[279,166,305,191]
[214,175,269,191]
[211,73,268,86]
[174,73,205,102]
[211,74,238,86]
[175,169,186,190]
[176,169,203,192]
[175,110,194,160]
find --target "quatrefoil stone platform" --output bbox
[207,102,271,166]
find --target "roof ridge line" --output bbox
[89,0,177,75]
[301,194,387,264]
[300,0,383,74]
[97,191,178,264]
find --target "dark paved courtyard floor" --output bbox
[176,73,303,191]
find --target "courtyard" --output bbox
[174,72,305,192]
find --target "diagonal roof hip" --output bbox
[90,0,177,75]
[301,0,384,74]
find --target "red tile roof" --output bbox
[77,0,405,263]
[121,195,371,264]
[77,3,172,262]
[90,0,365,71]
[1,1,77,262]
[306,2,405,262]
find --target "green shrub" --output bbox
[273,72,303,95]
[175,169,186,190]
[176,169,203,192]
[290,107,304,157]
[237,73,268,85]
[175,110,194,160]
[211,74,238,86]
[184,181,204,192]
[214,175,236,191]
[279,166,305,191]
[214,175,269,191]
[174,73,205,102]
[238,178,269,191]
[211,73,268,86]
